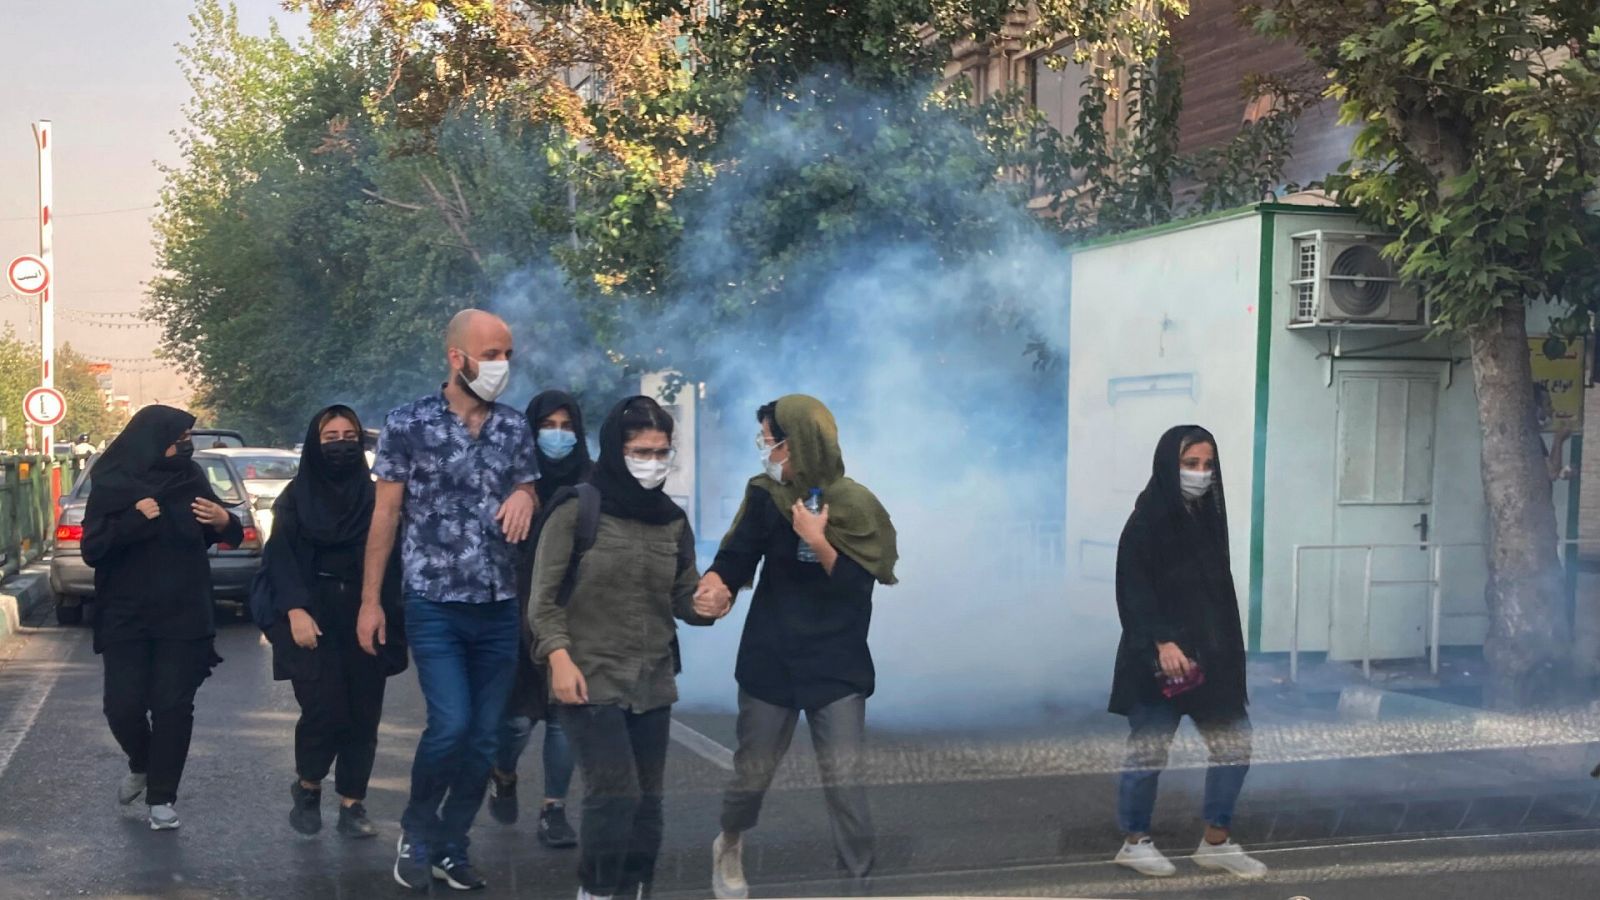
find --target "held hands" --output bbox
[136,498,161,520]
[192,497,231,530]
[356,600,386,656]
[549,650,589,704]
[1156,641,1195,680]
[791,499,830,548]
[287,608,322,650]
[496,490,537,543]
[693,571,733,619]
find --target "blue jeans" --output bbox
[400,596,520,859]
[1116,701,1251,835]
[496,714,576,801]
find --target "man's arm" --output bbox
[363,481,404,606]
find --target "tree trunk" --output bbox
[1470,303,1571,708]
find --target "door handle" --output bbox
[1415,513,1430,549]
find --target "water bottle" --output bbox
[796,488,823,563]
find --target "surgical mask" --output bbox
[456,352,510,403]
[538,428,578,460]
[321,439,364,476]
[626,456,670,490]
[1180,469,1214,499]
[759,444,787,483]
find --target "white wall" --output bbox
[1065,212,1263,624]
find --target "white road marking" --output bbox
[671,717,735,770]
[0,629,65,782]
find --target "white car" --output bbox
[203,447,301,541]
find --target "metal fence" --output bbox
[0,455,72,578]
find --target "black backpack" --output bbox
[531,483,693,669]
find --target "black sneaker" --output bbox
[289,781,322,835]
[337,802,378,839]
[394,834,431,891]
[539,801,577,848]
[488,771,519,824]
[432,855,487,891]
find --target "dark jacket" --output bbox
[260,486,407,680]
[1109,425,1248,718]
[709,485,878,711]
[83,405,242,654]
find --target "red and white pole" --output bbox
[34,120,60,508]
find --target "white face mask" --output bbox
[1180,469,1214,499]
[626,456,670,490]
[457,352,510,403]
[760,444,787,483]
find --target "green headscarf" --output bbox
[724,394,899,585]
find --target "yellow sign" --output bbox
[1530,336,1585,433]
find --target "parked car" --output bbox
[191,428,248,449]
[50,449,264,625]
[202,447,300,541]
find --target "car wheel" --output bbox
[55,597,84,626]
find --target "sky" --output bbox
[0,0,306,409]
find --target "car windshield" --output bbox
[196,434,245,449]
[232,456,298,481]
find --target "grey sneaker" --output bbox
[712,834,749,900]
[118,773,147,806]
[149,803,180,831]
[337,802,378,839]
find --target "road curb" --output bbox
[0,564,52,644]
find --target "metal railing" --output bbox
[1289,538,1598,683]
[0,456,60,577]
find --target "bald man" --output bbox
[361,309,541,891]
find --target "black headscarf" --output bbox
[587,396,686,526]
[287,405,374,547]
[86,404,205,518]
[527,390,593,505]
[1109,425,1247,717]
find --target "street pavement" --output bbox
[3,600,1600,899]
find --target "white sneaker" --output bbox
[149,803,180,831]
[1193,838,1268,879]
[118,773,146,806]
[1114,838,1176,877]
[577,889,613,900]
[712,834,749,899]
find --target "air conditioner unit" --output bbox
[1288,231,1425,327]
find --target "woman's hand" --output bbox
[1156,641,1195,680]
[287,608,321,650]
[549,650,589,705]
[191,497,231,529]
[135,498,161,520]
[694,571,733,619]
[791,499,830,548]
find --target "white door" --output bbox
[1329,371,1440,661]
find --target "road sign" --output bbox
[7,255,50,295]
[23,387,66,427]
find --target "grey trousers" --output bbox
[721,689,875,878]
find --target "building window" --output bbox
[1029,50,1093,136]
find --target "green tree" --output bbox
[1247,0,1600,705]
[0,328,125,452]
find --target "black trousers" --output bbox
[102,637,215,806]
[560,704,672,898]
[288,577,388,800]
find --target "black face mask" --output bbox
[156,440,194,470]
[321,439,364,476]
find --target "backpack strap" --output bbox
[555,483,602,608]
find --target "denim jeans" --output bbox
[399,596,520,860]
[1116,701,1251,835]
[496,713,576,801]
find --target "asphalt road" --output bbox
[2,604,1600,900]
